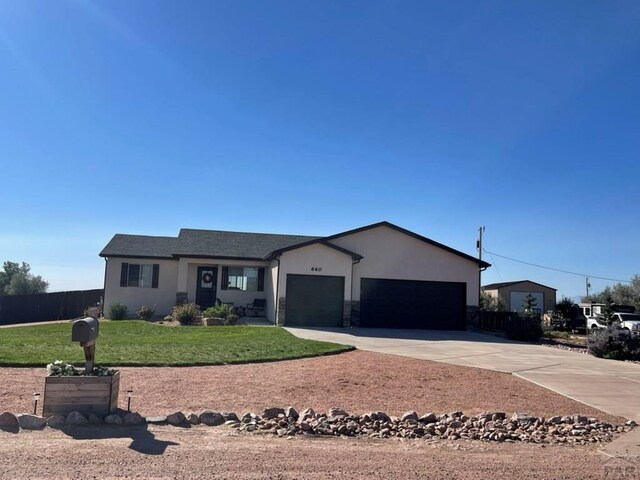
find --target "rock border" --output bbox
[0,408,635,445]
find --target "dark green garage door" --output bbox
[285,274,345,327]
[360,278,466,330]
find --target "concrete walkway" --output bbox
[286,327,640,457]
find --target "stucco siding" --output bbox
[329,225,481,306]
[104,257,179,317]
[278,244,353,300]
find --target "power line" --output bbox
[482,248,630,283]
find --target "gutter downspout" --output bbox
[102,257,108,317]
[273,256,281,326]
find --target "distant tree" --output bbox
[521,293,538,316]
[582,275,640,314]
[480,291,506,311]
[0,261,49,295]
[555,296,576,318]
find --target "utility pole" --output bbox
[585,277,590,299]
[477,226,485,262]
[477,226,485,310]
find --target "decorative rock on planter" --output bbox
[43,371,120,417]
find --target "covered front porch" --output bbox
[175,257,273,319]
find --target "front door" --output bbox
[196,267,217,309]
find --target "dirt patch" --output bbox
[0,426,616,480]
[0,350,624,423]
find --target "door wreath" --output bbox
[202,272,213,284]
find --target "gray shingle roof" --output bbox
[175,229,320,259]
[99,229,319,260]
[100,234,179,259]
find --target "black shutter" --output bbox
[152,264,159,288]
[220,266,229,290]
[120,263,129,287]
[257,267,265,292]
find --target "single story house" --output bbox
[100,221,490,329]
[482,280,557,314]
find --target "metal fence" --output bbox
[0,289,103,325]
[478,311,520,331]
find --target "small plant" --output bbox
[137,304,156,320]
[106,302,128,320]
[202,303,239,325]
[588,326,640,361]
[46,360,117,376]
[171,303,201,326]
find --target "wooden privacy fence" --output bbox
[478,311,521,331]
[0,289,103,325]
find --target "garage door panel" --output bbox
[285,274,344,327]
[360,278,466,330]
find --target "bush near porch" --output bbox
[0,321,353,366]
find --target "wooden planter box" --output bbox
[43,372,119,417]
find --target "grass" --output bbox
[542,329,587,345]
[0,321,354,367]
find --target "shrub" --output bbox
[171,303,201,326]
[106,302,128,320]
[202,304,239,325]
[505,315,543,341]
[137,304,156,320]
[588,326,640,361]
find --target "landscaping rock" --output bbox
[285,406,299,420]
[46,415,66,429]
[0,412,19,433]
[166,412,187,426]
[65,411,89,425]
[17,414,46,430]
[222,412,239,422]
[262,407,285,420]
[200,411,225,426]
[88,414,103,425]
[419,413,437,424]
[104,414,123,425]
[146,416,167,425]
[123,412,145,425]
[329,407,349,418]
[401,411,418,422]
[187,413,200,425]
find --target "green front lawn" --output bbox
[0,321,354,366]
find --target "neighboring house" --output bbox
[100,221,490,329]
[482,280,556,314]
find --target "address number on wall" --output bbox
[311,267,323,272]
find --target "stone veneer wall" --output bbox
[349,300,360,327]
[277,297,286,326]
[176,292,188,306]
[466,305,479,329]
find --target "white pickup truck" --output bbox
[588,312,640,335]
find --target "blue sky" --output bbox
[0,0,638,300]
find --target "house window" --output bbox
[221,266,264,291]
[120,263,159,288]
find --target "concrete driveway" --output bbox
[285,327,640,422]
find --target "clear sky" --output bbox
[1,1,638,301]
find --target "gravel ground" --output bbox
[0,350,624,422]
[0,426,619,480]
[0,350,630,479]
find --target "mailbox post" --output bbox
[43,316,119,416]
[71,316,99,373]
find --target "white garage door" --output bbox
[509,291,544,313]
